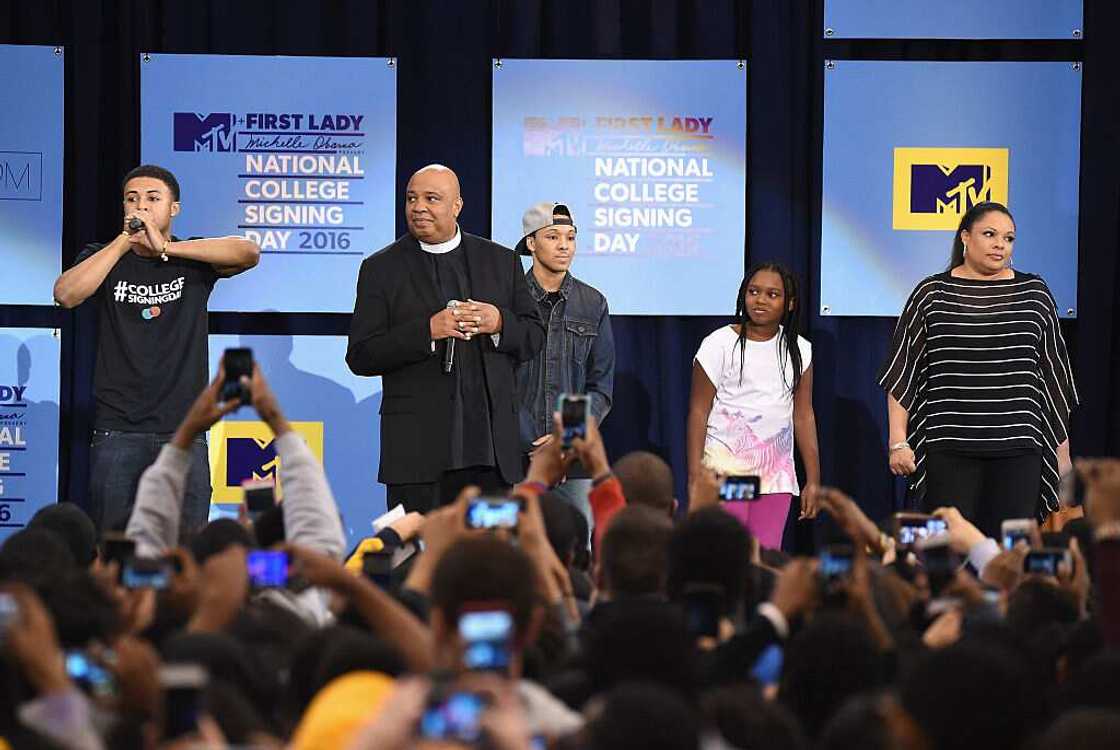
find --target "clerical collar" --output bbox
[419,227,462,255]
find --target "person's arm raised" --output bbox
[286,543,434,673]
[164,235,261,276]
[250,365,346,559]
[53,233,132,308]
[127,368,240,554]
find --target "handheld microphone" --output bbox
[443,300,459,375]
[127,217,144,233]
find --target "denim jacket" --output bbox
[516,269,615,452]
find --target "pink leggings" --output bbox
[720,493,792,550]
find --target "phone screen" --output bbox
[220,347,253,406]
[247,550,289,588]
[121,558,171,590]
[1003,529,1031,551]
[559,395,588,446]
[66,650,116,696]
[719,475,761,502]
[1024,550,1068,576]
[894,514,947,546]
[243,482,276,514]
[466,499,521,530]
[420,692,485,742]
[459,609,513,672]
[819,546,854,582]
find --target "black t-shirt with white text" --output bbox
[75,239,218,433]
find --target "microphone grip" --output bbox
[442,300,459,375]
[127,217,144,232]
[443,337,455,374]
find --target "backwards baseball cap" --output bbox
[515,201,577,256]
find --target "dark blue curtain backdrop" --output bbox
[2,1,1117,551]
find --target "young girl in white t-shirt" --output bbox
[687,263,821,549]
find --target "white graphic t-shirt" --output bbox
[694,326,812,495]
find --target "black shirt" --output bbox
[427,246,496,470]
[75,239,218,433]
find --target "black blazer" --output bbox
[346,232,545,485]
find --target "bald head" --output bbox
[613,451,676,516]
[406,164,463,244]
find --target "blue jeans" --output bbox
[88,430,211,541]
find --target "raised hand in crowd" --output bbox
[0,583,70,697]
[769,557,820,623]
[816,487,884,555]
[839,548,894,651]
[932,506,992,555]
[404,488,478,596]
[247,363,292,437]
[106,635,163,722]
[980,545,1029,592]
[285,542,434,672]
[170,365,243,451]
[516,486,578,619]
[568,412,610,481]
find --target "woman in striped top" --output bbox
[878,201,1077,537]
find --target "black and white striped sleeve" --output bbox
[1037,284,1079,448]
[877,281,930,410]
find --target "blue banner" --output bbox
[0,45,64,305]
[820,61,1081,317]
[0,328,60,543]
[492,59,747,316]
[206,335,383,549]
[824,0,1082,39]
[141,54,397,312]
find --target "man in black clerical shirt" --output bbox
[53,165,260,536]
[346,165,544,512]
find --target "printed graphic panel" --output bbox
[0,45,64,304]
[142,54,396,312]
[821,61,1081,317]
[492,59,747,315]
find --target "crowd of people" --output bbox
[0,359,1118,750]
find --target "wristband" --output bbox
[591,470,614,487]
[519,481,548,494]
[160,239,170,262]
[888,441,911,453]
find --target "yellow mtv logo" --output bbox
[208,421,324,504]
[892,147,1009,230]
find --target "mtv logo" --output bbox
[892,147,1009,231]
[522,117,582,157]
[208,421,323,504]
[226,437,279,485]
[173,113,236,152]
